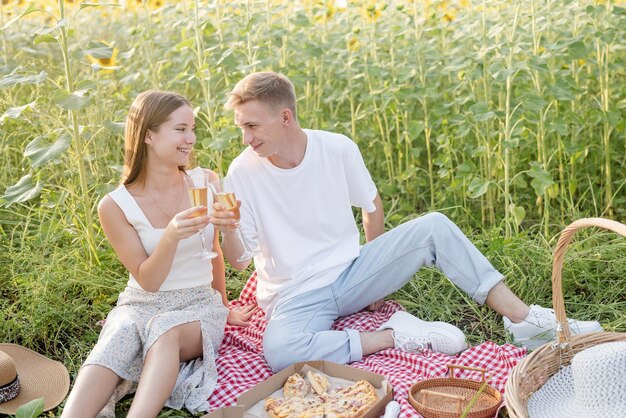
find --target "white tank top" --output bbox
[108,171,214,291]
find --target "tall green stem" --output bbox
[590,1,614,216]
[193,0,216,143]
[531,0,550,237]
[58,0,98,261]
[481,0,494,225]
[503,6,521,237]
[412,1,433,209]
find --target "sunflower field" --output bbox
[1,0,625,416]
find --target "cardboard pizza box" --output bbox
[201,360,394,418]
[202,406,247,418]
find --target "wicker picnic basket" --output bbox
[408,364,502,418]
[505,217,626,417]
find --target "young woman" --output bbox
[62,91,255,418]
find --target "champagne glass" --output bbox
[183,171,217,260]
[209,177,260,262]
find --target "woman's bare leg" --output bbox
[61,365,121,418]
[126,321,203,418]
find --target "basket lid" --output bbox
[408,365,502,418]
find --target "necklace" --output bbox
[145,177,184,220]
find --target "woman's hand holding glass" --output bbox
[165,206,212,242]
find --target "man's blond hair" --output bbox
[225,71,297,120]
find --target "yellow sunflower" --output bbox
[126,0,163,9]
[87,41,119,73]
[125,0,144,9]
[359,1,387,23]
[147,0,164,9]
[313,0,338,23]
[347,36,360,52]
[2,0,27,6]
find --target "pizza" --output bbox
[325,380,379,418]
[265,377,378,418]
[283,373,310,398]
[265,396,325,418]
[333,380,378,400]
[307,370,329,395]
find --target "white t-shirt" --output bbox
[227,129,378,316]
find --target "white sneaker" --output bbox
[504,304,604,350]
[377,311,467,355]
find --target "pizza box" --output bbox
[203,406,247,418]
[201,360,393,418]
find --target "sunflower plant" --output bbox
[1,0,121,259]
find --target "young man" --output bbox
[210,71,602,372]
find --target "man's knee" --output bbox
[263,324,310,372]
[422,211,451,227]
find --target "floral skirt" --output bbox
[83,284,228,417]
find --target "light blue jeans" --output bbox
[262,212,504,372]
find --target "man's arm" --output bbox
[363,193,386,311]
[363,193,385,242]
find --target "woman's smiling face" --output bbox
[146,105,196,165]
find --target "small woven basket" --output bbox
[408,364,502,418]
[505,218,626,417]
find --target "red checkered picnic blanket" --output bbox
[208,272,527,417]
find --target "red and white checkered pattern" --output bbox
[208,273,527,417]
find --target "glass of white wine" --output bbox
[209,177,260,262]
[183,171,217,260]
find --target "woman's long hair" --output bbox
[121,90,193,187]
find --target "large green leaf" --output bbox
[216,48,235,66]
[468,177,491,198]
[33,18,68,36]
[469,102,489,114]
[527,162,554,197]
[103,120,125,134]
[469,102,496,121]
[79,2,121,11]
[0,71,47,90]
[83,40,114,59]
[0,3,39,31]
[24,133,71,168]
[175,38,194,50]
[15,398,44,418]
[408,120,425,138]
[523,93,548,112]
[53,89,91,111]
[510,204,526,227]
[567,40,588,60]
[2,174,43,206]
[0,101,36,125]
[33,34,57,45]
[293,12,310,27]
[548,79,576,101]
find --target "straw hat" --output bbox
[0,343,70,414]
[527,341,626,418]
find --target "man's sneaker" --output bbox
[504,304,604,350]
[377,311,467,355]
